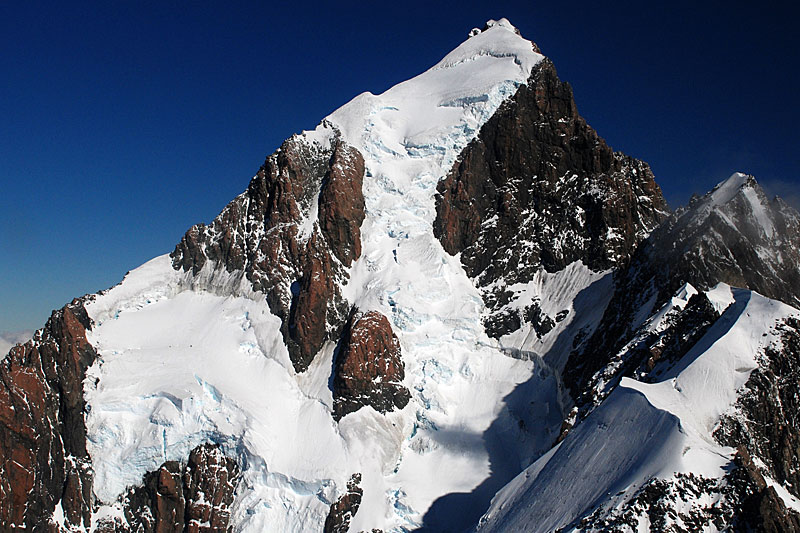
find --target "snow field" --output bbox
[325,20,549,531]
[82,19,562,533]
[478,283,800,532]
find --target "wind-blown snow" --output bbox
[83,20,552,532]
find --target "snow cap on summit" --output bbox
[483,18,521,34]
[469,18,520,38]
[318,16,543,152]
[708,172,754,207]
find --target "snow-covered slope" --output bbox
[3,17,798,533]
[479,285,800,532]
[81,19,559,532]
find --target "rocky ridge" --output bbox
[0,299,244,532]
[434,56,668,338]
[1,18,799,533]
[574,450,800,532]
[323,473,363,533]
[564,174,800,414]
[0,300,95,531]
[171,128,366,373]
[715,316,800,501]
[110,444,240,533]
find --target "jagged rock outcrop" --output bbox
[2,18,798,533]
[729,447,800,533]
[332,311,410,420]
[630,293,720,379]
[171,129,366,372]
[574,450,800,532]
[183,445,240,533]
[105,444,240,533]
[715,317,800,500]
[324,473,363,533]
[569,290,722,412]
[0,300,96,531]
[434,56,668,338]
[565,174,800,411]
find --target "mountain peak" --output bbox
[707,172,756,207]
[318,17,543,169]
[684,172,778,234]
[484,18,520,34]
[469,18,520,38]
[3,16,799,533]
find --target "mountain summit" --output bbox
[2,19,799,533]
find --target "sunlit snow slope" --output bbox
[81,19,573,532]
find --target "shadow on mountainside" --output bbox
[414,279,613,532]
[415,284,754,532]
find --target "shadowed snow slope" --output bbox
[478,285,800,532]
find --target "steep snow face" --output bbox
[497,261,614,372]
[685,172,792,260]
[478,285,800,532]
[324,17,541,158]
[85,257,359,531]
[706,172,751,209]
[83,20,556,532]
[313,19,549,531]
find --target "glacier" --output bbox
[59,17,800,533]
[80,18,577,532]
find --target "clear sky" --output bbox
[2,1,799,333]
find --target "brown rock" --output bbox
[172,133,366,373]
[318,141,366,266]
[333,311,411,420]
[0,300,96,531]
[124,444,240,533]
[433,57,667,338]
[184,444,240,532]
[324,473,363,533]
[154,463,186,533]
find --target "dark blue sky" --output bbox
[2,1,799,333]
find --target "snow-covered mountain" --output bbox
[2,18,799,533]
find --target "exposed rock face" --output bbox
[323,473,363,533]
[729,447,800,533]
[332,311,410,420]
[115,444,240,533]
[183,445,240,532]
[1,24,798,533]
[171,129,366,372]
[637,175,800,309]
[0,300,96,531]
[569,290,722,412]
[574,450,800,532]
[434,57,668,338]
[565,174,800,410]
[633,294,720,378]
[715,317,800,500]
